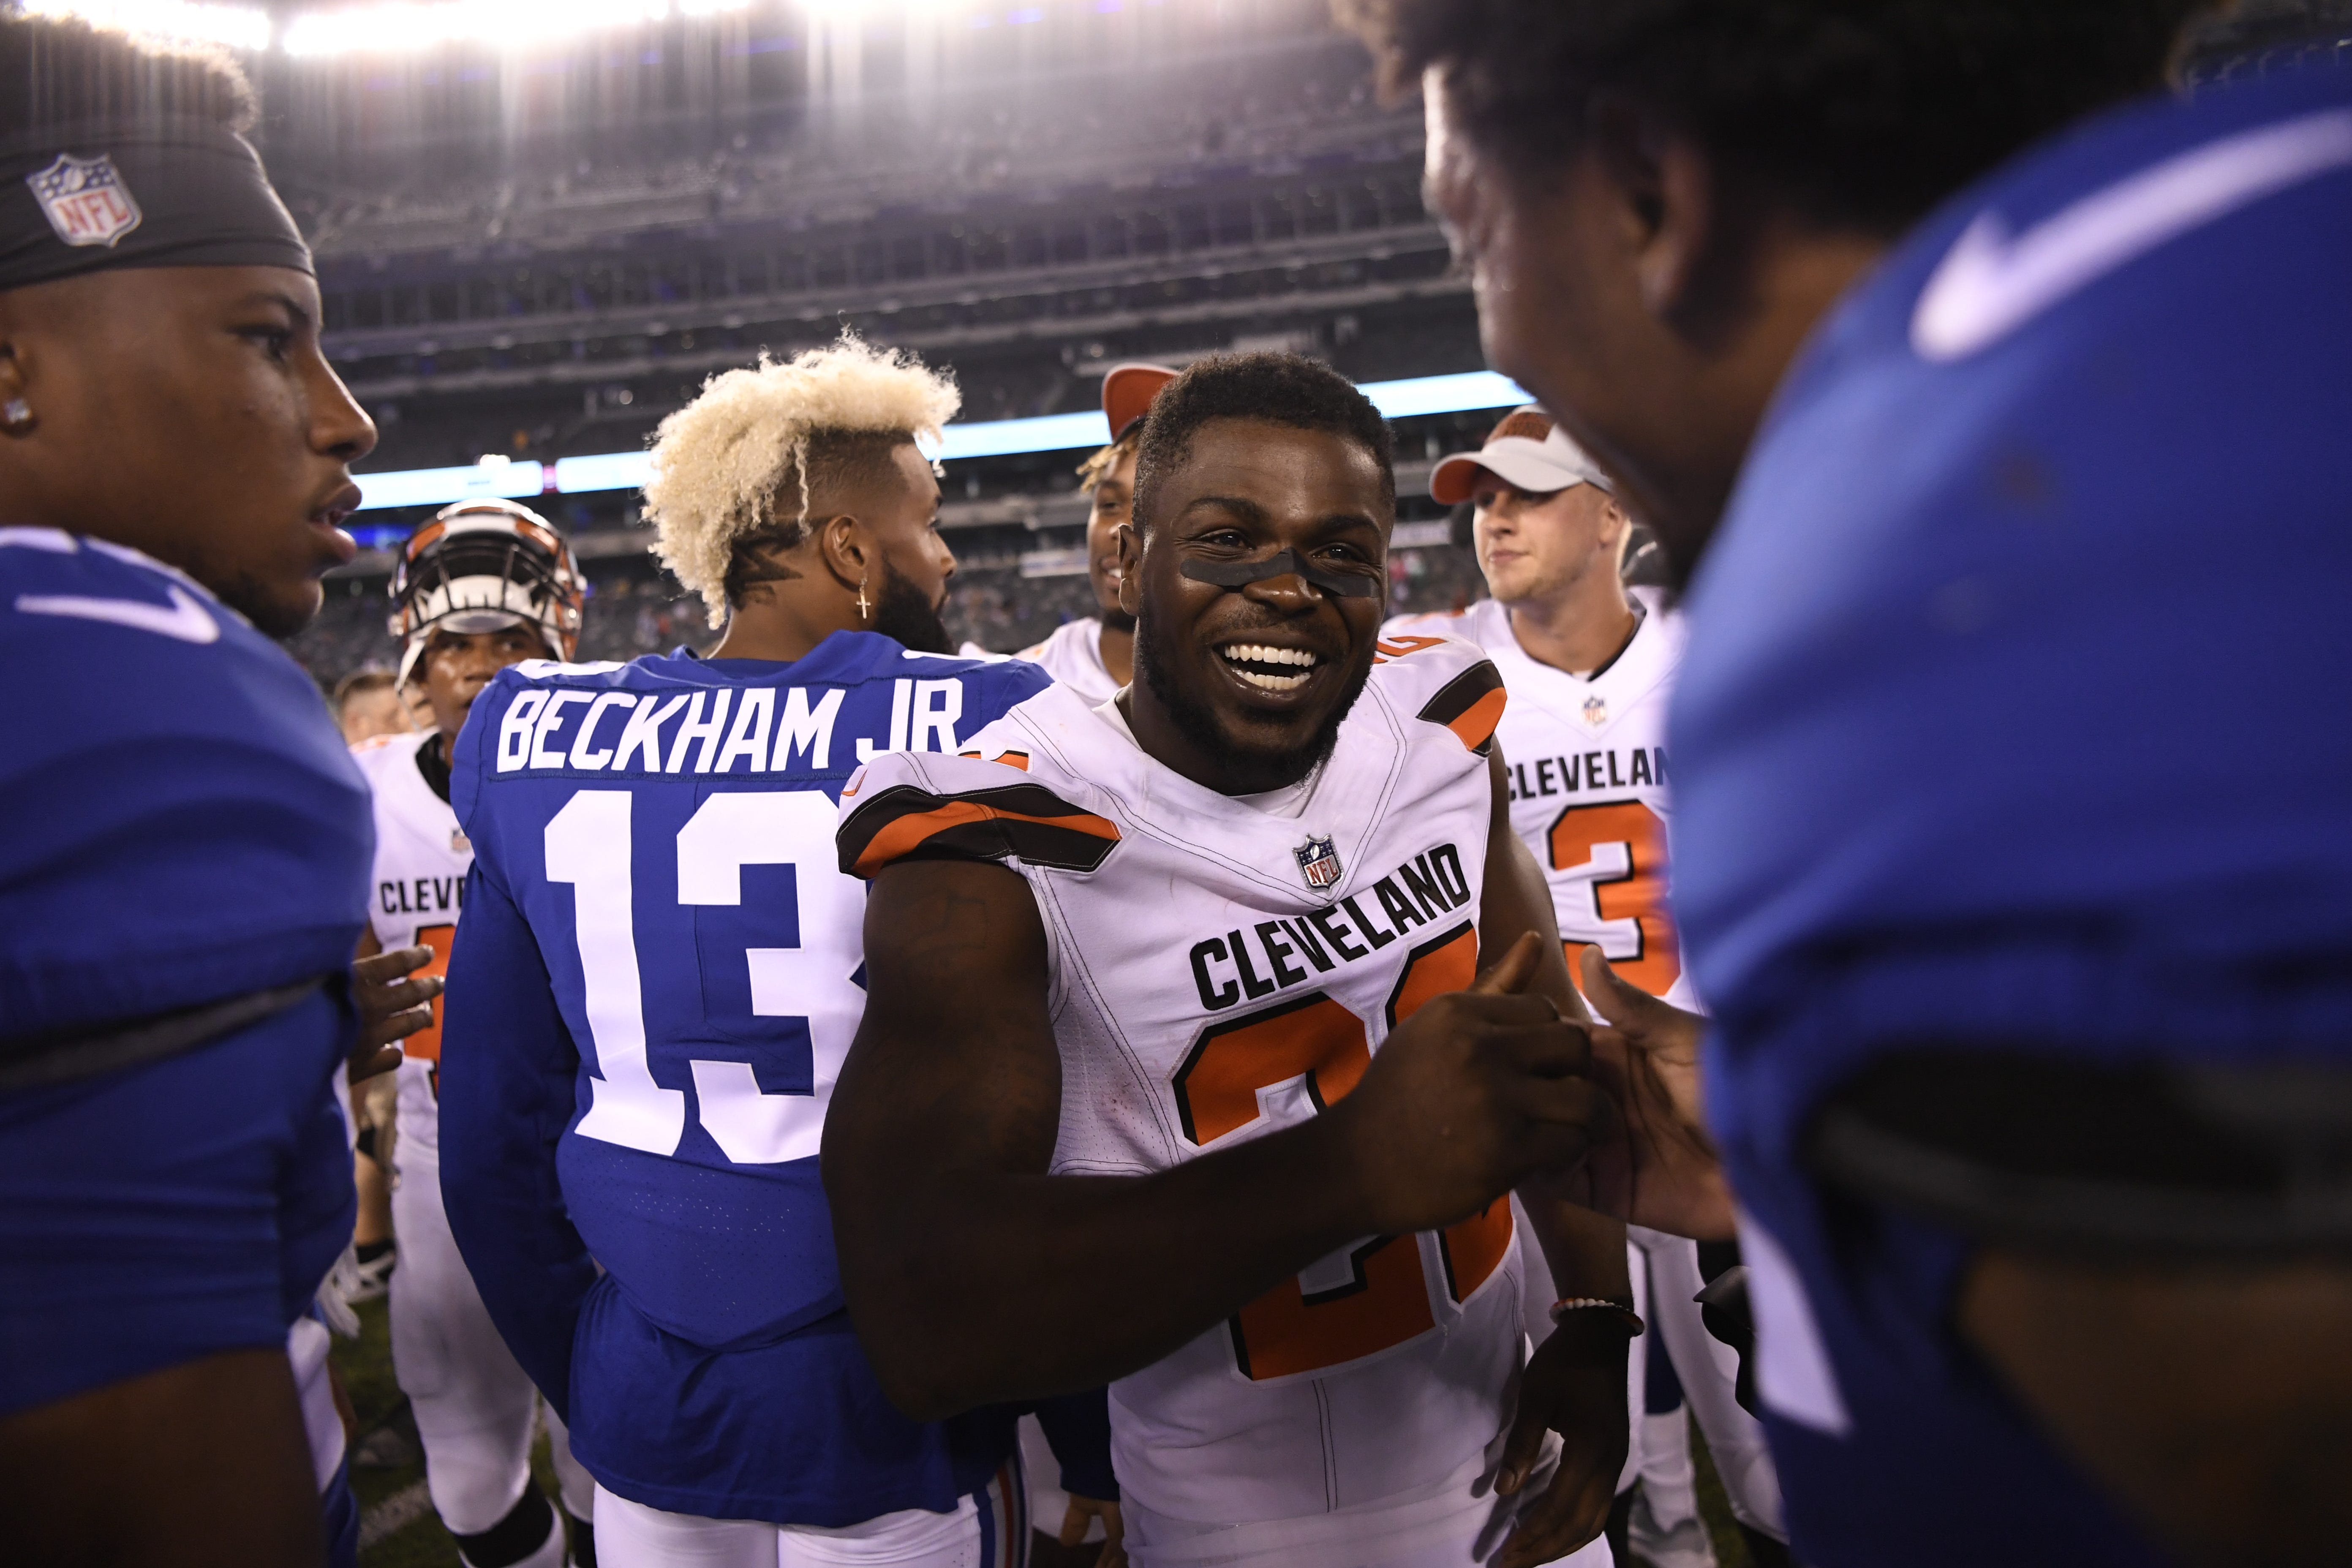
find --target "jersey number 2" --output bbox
[543,789,865,1165]
[1173,924,1516,1381]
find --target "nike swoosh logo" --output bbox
[1912,106,2352,362]
[15,583,221,644]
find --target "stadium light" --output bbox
[356,371,1531,514]
[281,0,746,56]
[22,0,272,51]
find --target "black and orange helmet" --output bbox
[388,499,585,687]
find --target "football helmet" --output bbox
[389,499,585,688]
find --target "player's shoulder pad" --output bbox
[0,527,240,654]
[914,643,1054,718]
[797,630,1049,703]
[446,659,622,830]
[837,743,1118,881]
[1369,630,1506,757]
[347,727,426,785]
[1380,607,1467,639]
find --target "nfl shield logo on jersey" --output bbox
[27,153,143,248]
[1294,834,1343,890]
[1582,694,1609,728]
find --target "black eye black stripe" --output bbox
[1180,548,1383,599]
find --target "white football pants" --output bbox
[592,1460,1029,1568]
[390,1148,595,1535]
[1631,1227,1786,1542]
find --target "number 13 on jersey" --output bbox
[544,788,866,1165]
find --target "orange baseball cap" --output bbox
[1102,362,1180,438]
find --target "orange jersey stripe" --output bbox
[1446,686,1508,755]
[852,797,1119,877]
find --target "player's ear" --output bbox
[817,513,868,589]
[0,311,31,428]
[1586,91,1718,323]
[1114,523,1143,619]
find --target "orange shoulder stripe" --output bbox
[849,795,1119,879]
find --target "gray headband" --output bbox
[0,117,311,292]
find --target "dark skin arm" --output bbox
[0,1348,322,1568]
[1961,1242,2352,1563]
[1571,953,1738,1241]
[822,801,1613,1420]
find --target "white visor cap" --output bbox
[1429,406,1615,506]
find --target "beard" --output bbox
[1100,604,1137,634]
[870,560,954,654]
[1132,609,1372,795]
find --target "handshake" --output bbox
[1324,931,1733,1242]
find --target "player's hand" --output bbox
[1579,949,1706,1132]
[1328,931,1614,1237]
[1573,952,1737,1239]
[1492,1313,1632,1568]
[349,945,439,1081]
[1059,1494,1126,1568]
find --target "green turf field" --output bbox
[335,1292,1752,1568]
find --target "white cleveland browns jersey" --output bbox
[350,729,470,1158]
[1390,590,1692,1009]
[842,635,1526,1547]
[1016,616,1122,704]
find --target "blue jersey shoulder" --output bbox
[1672,68,2352,1568]
[1677,64,2352,1055]
[0,530,370,1036]
[452,630,1050,827]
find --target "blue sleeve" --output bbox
[438,859,596,1424]
[1032,1388,1118,1502]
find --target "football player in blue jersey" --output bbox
[439,338,1114,1568]
[0,14,439,1567]
[1344,0,2352,1564]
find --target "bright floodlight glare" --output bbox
[280,0,747,57]
[800,0,974,17]
[24,0,272,51]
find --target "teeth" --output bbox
[1234,668,1311,692]
[1220,643,1320,668]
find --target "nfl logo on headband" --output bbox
[27,153,144,249]
[1294,834,1343,891]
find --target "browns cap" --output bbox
[1102,362,1180,438]
[1429,406,1615,505]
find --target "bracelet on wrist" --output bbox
[1547,1297,1645,1337]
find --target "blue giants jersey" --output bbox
[1671,66,2352,1568]
[0,529,368,1415]
[440,632,1049,1524]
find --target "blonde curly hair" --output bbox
[642,336,960,627]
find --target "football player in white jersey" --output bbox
[1014,364,1175,701]
[353,500,598,1568]
[832,353,1725,1568]
[1392,411,1788,1564]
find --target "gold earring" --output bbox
[856,576,872,621]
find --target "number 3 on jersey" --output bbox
[1549,798,1681,997]
[1173,924,1516,1381]
[544,788,864,1165]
